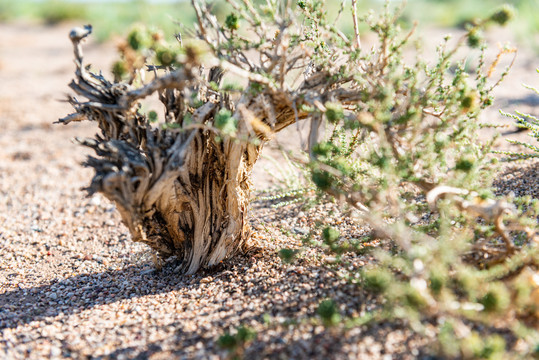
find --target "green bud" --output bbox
[322,227,339,243]
[279,248,297,264]
[183,113,193,126]
[225,13,240,31]
[148,110,158,123]
[214,109,237,135]
[460,89,479,113]
[156,47,177,67]
[483,335,507,359]
[455,155,475,172]
[332,157,352,176]
[363,268,392,293]
[182,39,210,65]
[478,189,493,200]
[111,60,128,81]
[127,26,151,51]
[467,28,483,49]
[325,102,344,123]
[434,132,448,150]
[317,299,341,327]
[236,326,256,342]
[461,332,484,359]
[489,5,515,26]
[312,142,337,158]
[404,287,427,309]
[217,333,237,350]
[480,282,510,313]
[429,273,444,295]
[371,152,390,170]
[311,169,332,190]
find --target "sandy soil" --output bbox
[0,21,538,359]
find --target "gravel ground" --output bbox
[0,21,538,359]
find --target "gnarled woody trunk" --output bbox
[60,0,357,274]
[60,25,306,274]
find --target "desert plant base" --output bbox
[122,135,259,275]
[61,24,305,274]
[71,105,263,274]
[72,100,261,274]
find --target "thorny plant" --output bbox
[61,0,538,357]
[273,3,539,358]
[497,70,539,161]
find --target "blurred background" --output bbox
[0,0,537,160]
[0,0,538,47]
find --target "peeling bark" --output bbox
[60,25,303,273]
[60,2,358,273]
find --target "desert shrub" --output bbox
[275,3,538,358]
[61,0,538,357]
[61,0,398,274]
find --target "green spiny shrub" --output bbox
[64,0,538,357]
[268,1,537,358]
[498,75,539,160]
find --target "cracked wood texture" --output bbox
[60,1,360,273]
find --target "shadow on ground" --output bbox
[0,262,185,330]
[493,160,539,199]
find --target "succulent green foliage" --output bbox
[292,3,517,215]
[247,1,537,358]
